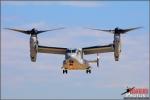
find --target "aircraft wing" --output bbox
[82,44,114,55]
[38,45,67,55]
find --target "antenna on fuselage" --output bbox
[97,53,100,67]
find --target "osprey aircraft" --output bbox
[5,27,141,74]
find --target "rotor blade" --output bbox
[86,27,114,34]
[120,27,142,34]
[4,28,30,35]
[37,27,65,34]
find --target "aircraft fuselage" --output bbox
[62,49,90,72]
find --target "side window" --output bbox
[63,60,66,64]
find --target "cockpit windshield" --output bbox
[66,49,77,53]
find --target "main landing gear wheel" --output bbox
[86,69,91,74]
[115,56,119,61]
[63,70,68,74]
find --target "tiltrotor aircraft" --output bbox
[5,27,141,74]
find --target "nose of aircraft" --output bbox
[69,59,74,63]
[68,59,74,66]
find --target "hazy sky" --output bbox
[1,1,149,99]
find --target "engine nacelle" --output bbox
[113,35,121,61]
[30,36,38,62]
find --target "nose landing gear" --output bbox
[86,66,91,74]
[63,69,68,74]
[86,69,91,74]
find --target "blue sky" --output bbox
[1,1,149,99]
